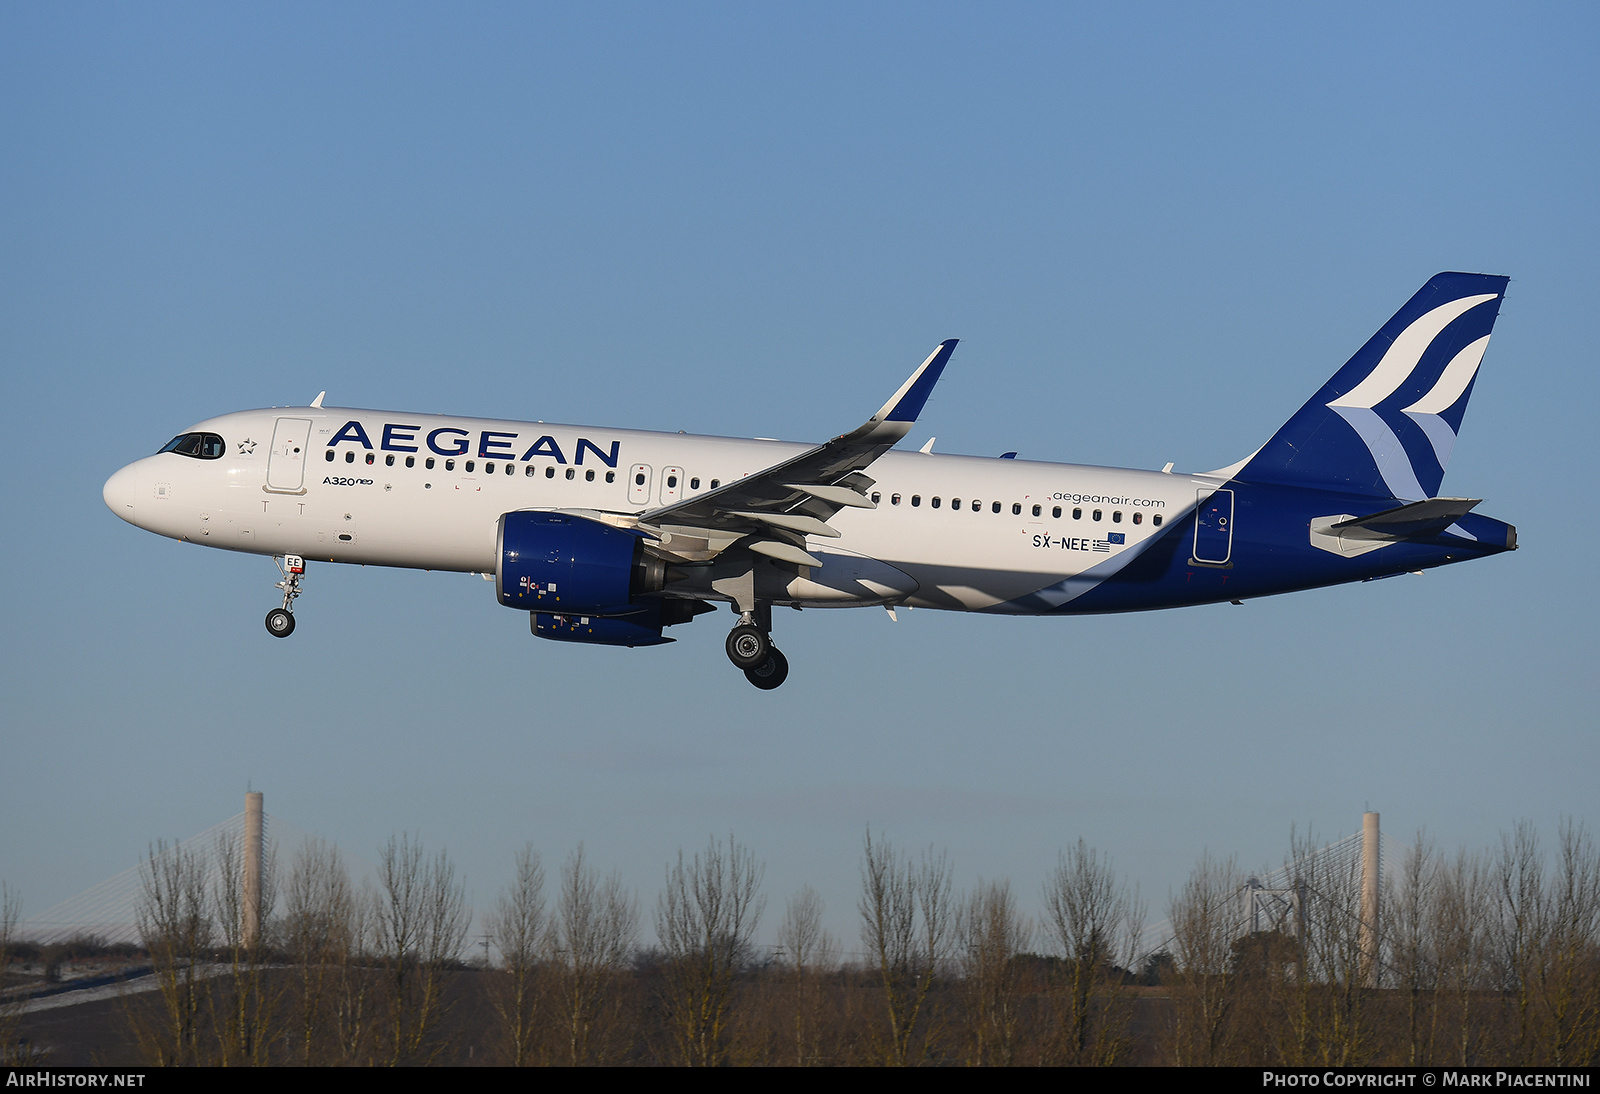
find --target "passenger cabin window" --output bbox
[1072,507,1082,520]
[690,477,700,489]
[635,472,646,485]
[1093,509,1102,521]
[345,451,356,463]
[587,470,596,481]
[1153,514,1163,527]
[1033,504,1042,517]
[912,495,921,507]
[1133,512,1143,525]
[405,456,415,468]
[506,463,513,475]
[445,459,455,471]
[1052,506,1062,518]
[160,433,226,460]
[931,497,941,508]
[666,474,678,488]
[1012,503,1022,515]
[385,454,395,466]
[525,465,535,477]
[951,498,960,509]
[425,457,436,470]
[892,494,901,505]
[465,460,476,472]
[1112,510,1122,523]
[485,462,494,473]
[606,471,616,483]
[566,468,575,480]
[325,451,335,461]
[872,492,881,504]
[709,479,719,489]
[545,466,555,478]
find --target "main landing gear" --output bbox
[266,555,305,638]
[725,606,788,689]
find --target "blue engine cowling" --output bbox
[498,511,713,646]
[497,510,647,616]
[532,604,674,647]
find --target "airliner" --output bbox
[104,272,1517,688]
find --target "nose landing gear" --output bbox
[266,555,305,638]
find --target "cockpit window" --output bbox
[159,432,226,459]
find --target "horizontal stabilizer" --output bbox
[1330,497,1481,540]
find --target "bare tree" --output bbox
[133,840,212,1066]
[1388,834,1440,1065]
[958,879,1031,1066]
[283,838,356,1065]
[0,884,24,1065]
[1041,839,1144,1066]
[655,836,766,1066]
[375,833,470,1065]
[1434,846,1492,1065]
[209,830,280,1065]
[552,845,638,1065]
[1492,820,1547,1063]
[489,844,548,1066]
[776,884,838,1066]
[1282,826,1372,1067]
[1532,820,1600,1065]
[1168,853,1243,1066]
[858,830,955,1065]
[330,884,382,1064]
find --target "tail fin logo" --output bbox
[1238,274,1506,501]
[1324,293,1496,501]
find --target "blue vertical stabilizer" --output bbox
[1237,272,1508,500]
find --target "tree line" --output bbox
[3,821,1597,1065]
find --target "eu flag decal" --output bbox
[1106,532,1125,545]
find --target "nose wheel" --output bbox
[266,555,305,639]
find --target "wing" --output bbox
[636,339,958,565]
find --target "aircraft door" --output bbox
[660,466,683,505]
[266,418,314,492]
[1193,489,1234,565]
[628,464,653,506]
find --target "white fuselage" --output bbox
[104,406,1209,614]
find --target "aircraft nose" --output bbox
[103,463,140,524]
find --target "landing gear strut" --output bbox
[725,604,788,688]
[266,555,305,639]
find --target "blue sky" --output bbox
[3,3,1596,949]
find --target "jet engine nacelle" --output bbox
[497,510,661,616]
[532,605,673,647]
